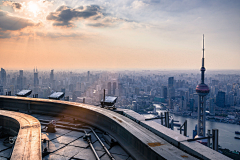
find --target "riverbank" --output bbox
[170,112,240,125]
[142,112,240,152]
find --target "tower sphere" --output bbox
[196,83,209,96]
[200,67,205,72]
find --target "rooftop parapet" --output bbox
[0,110,41,160]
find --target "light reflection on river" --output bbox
[142,104,240,151]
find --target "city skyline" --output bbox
[0,66,240,153]
[0,0,240,70]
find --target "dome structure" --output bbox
[196,83,210,96]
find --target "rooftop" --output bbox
[0,96,231,160]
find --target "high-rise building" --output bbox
[113,82,117,95]
[228,92,234,106]
[132,101,138,112]
[168,77,174,88]
[211,80,219,86]
[168,77,175,99]
[107,82,111,95]
[227,84,232,94]
[161,86,167,99]
[118,83,123,96]
[1,68,6,86]
[87,71,90,81]
[189,98,195,112]
[168,87,175,99]
[135,87,140,95]
[50,69,54,83]
[17,70,24,90]
[180,96,187,110]
[168,98,173,109]
[0,86,3,95]
[19,70,23,77]
[76,82,81,91]
[34,68,39,87]
[185,91,189,102]
[193,93,198,112]
[209,98,215,115]
[216,91,225,107]
[195,35,210,137]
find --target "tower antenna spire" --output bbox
[202,34,204,67]
[200,34,205,84]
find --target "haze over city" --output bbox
[0,0,240,70]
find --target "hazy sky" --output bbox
[0,0,239,70]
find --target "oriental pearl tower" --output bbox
[195,35,210,138]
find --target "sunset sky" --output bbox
[0,0,239,70]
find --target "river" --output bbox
[142,104,240,152]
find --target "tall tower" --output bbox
[34,68,39,87]
[196,35,210,137]
[50,70,54,83]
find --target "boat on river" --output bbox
[235,131,240,135]
[234,137,240,139]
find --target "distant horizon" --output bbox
[2,67,240,73]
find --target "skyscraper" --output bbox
[17,70,24,90]
[195,35,210,137]
[168,77,174,88]
[50,69,54,83]
[161,86,167,99]
[87,71,90,81]
[0,86,3,95]
[168,77,175,99]
[216,91,225,107]
[19,70,23,77]
[34,68,39,87]
[209,98,215,115]
[113,82,117,95]
[107,82,111,95]
[1,68,6,86]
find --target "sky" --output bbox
[0,0,239,70]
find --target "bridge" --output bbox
[0,96,231,160]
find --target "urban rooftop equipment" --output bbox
[16,90,32,97]
[101,96,118,108]
[101,89,118,109]
[48,92,65,100]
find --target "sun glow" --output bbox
[27,1,40,17]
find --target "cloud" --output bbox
[46,4,139,28]
[12,2,22,9]
[35,31,88,38]
[0,31,11,38]
[46,5,103,27]
[87,23,109,27]
[132,1,148,9]
[3,1,22,11]
[0,10,40,38]
[0,10,38,31]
